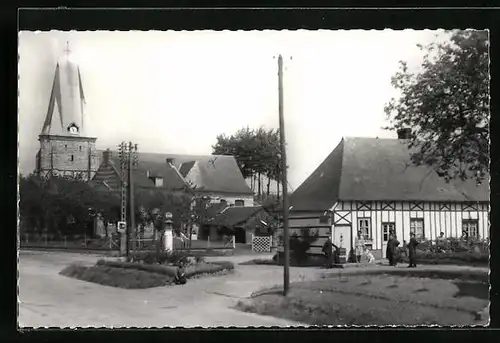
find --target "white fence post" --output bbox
[232,235,236,249]
[208,235,211,249]
[64,235,67,247]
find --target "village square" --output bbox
[18,30,489,327]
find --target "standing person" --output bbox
[408,232,419,268]
[322,236,334,268]
[354,230,365,264]
[387,234,400,266]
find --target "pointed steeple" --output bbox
[40,41,88,137]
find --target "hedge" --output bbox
[96,259,178,277]
[96,259,235,279]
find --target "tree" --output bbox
[384,30,489,183]
[19,175,121,237]
[212,126,282,198]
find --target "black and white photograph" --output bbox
[18,28,489,327]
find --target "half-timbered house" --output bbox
[285,132,489,259]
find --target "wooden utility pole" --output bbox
[278,54,290,296]
[127,142,138,259]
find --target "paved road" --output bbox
[18,250,322,328]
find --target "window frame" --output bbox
[381,222,395,242]
[357,217,372,240]
[234,199,245,207]
[462,219,479,238]
[409,218,425,239]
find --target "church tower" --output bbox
[35,42,99,181]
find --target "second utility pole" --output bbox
[278,54,290,296]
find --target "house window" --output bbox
[69,155,74,162]
[382,222,395,242]
[65,144,67,149]
[79,146,82,151]
[410,218,425,239]
[358,218,371,240]
[462,219,479,238]
[235,199,245,207]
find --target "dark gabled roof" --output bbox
[179,161,196,177]
[201,202,228,222]
[165,153,254,195]
[290,137,490,211]
[97,150,187,190]
[209,206,264,228]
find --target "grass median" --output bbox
[60,259,235,289]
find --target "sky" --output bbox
[18,30,448,189]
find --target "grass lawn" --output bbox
[236,272,489,326]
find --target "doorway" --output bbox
[381,222,395,258]
[333,225,352,258]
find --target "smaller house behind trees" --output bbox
[201,204,272,244]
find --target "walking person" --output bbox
[387,234,400,266]
[354,230,365,264]
[408,232,419,268]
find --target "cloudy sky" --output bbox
[18,30,447,189]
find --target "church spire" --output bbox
[40,41,88,137]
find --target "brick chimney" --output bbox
[166,158,174,165]
[397,128,411,140]
[103,148,111,165]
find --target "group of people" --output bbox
[322,229,420,268]
[386,230,419,267]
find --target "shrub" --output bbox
[96,259,178,277]
[417,237,489,254]
[195,255,205,264]
[289,228,319,263]
[411,236,489,266]
[129,251,189,265]
[96,259,234,279]
[185,261,234,278]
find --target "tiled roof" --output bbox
[290,137,490,211]
[209,206,264,228]
[165,153,254,195]
[96,150,187,190]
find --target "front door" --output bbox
[381,222,395,258]
[333,225,352,257]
